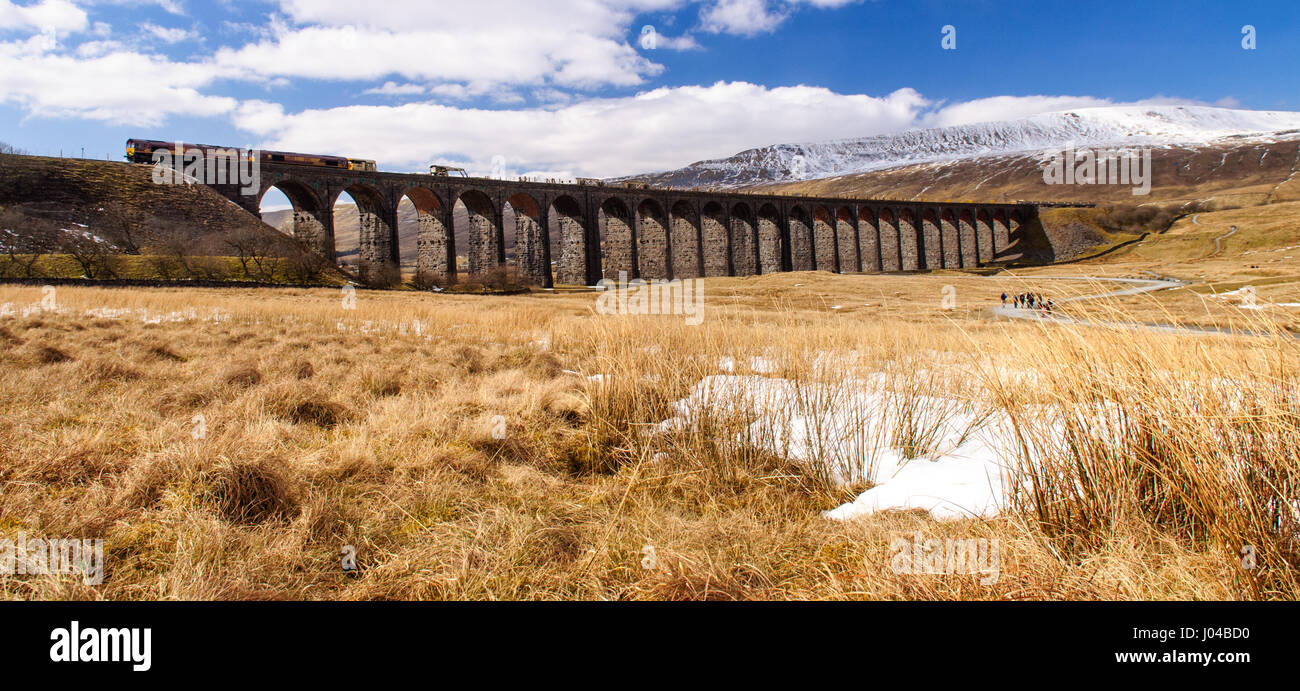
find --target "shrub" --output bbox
[413,269,451,291]
[203,459,298,524]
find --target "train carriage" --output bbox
[126,139,375,172]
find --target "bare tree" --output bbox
[0,141,28,155]
[283,241,331,283]
[0,208,55,278]
[224,228,279,280]
[96,202,144,255]
[150,227,197,278]
[58,228,118,279]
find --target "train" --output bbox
[125,139,377,172]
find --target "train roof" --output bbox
[127,138,352,162]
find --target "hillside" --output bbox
[0,153,303,257]
[759,137,1300,207]
[618,105,1300,192]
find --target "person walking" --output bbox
[1001,292,1007,306]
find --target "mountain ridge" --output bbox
[617,105,1300,190]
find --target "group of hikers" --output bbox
[1001,291,1055,313]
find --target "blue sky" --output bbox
[1,0,1296,182]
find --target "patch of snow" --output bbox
[659,374,1018,520]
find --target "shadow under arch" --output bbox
[456,189,501,276]
[401,186,450,283]
[258,181,333,260]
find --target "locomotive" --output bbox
[125,139,377,172]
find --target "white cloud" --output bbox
[234,81,929,177]
[649,32,701,50]
[363,81,426,97]
[700,0,786,35]
[0,37,232,124]
[919,95,1119,129]
[918,94,1244,130]
[86,0,186,16]
[209,0,685,90]
[0,0,87,33]
[141,21,197,44]
[700,0,858,36]
[211,1,848,90]
[213,23,661,90]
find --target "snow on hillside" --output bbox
[621,105,1300,188]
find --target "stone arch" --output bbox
[669,200,701,279]
[857,207,880,273]
[789,205,814,271]
[992,210,1010,255]
[335,182,395,280]
[507,192,548,287]
[898,209,920,271]
[600,196,635,280]
[403,186,450,283]
[939,208,961,269]
[878,208,901,272]
[455,189,501,276]
[258,181,331,260]
[812,206,837,272]
[549,195,588,285]
[958,209,978,268]
[702,201,730,277]
[920,208,942,270]
[730,202,758,277]
[836,206,858,273]
[636,198,669,280]
[976,209,994,264]
[757,203,783,274]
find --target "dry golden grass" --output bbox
[0,272,1294,600]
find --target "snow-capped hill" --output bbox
[620,105,1300,189]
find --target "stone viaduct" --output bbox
[215,162,1039,287]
